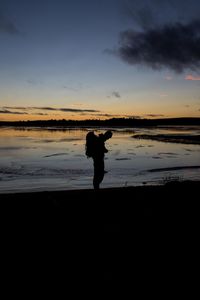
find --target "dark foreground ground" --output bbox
[0,181,199,294]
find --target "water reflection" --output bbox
[0,126,200,193]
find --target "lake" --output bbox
[0,126,200,193]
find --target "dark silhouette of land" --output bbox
[1,180,199,287]
[133,133,200,144]
[1,117,200,127]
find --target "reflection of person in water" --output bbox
[85,130,113,190]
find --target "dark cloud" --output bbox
[3,106,99,113]
[117,20,200,73]
[112,91,121,98]
[1,107,135,119]
[3,106,28,110]
[92,113,117,117]
[144,114,166,117]
[128,115,141,119]
[0,109,28,114]
[0,12,19,35]
[34,113,48,116]
[32,107,56,111]
[59,108,99,113]
[107,91,121,99]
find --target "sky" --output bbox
[0,0,200,121]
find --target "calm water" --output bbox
[0,126,200,193]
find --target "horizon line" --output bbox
[1,116,200,123]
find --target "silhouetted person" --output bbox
[85,130,113,190]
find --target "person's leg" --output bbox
[93,159,104,190]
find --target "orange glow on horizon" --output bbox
[0,113,116,122]
[0,110,200,122]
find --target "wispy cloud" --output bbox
[35,113,48,116]
[62,85,79,92]
[62,82,85,92]
[0,109,28,114]
[185,74,200,80]
[26,79,43,86]
[59,108,99,113]
[0,12,19,35]
[31,107,56,111]
[112,91,121,98]
[107,91,121,98]
[122,2,156,30]
[92,113,118,117]
[2,106,100,113]
[144,114,166,118]
[3,106,30,110]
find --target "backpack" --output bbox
[85,131,98,158]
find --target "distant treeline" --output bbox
[0,117,200,127]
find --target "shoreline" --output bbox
[1,179,200,198]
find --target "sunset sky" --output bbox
[0,0,200,121]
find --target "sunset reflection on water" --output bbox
[0,126,200,193]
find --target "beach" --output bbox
[1,180,199,287]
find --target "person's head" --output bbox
[104,130,112,140]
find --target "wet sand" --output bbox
[1,180,199,289]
